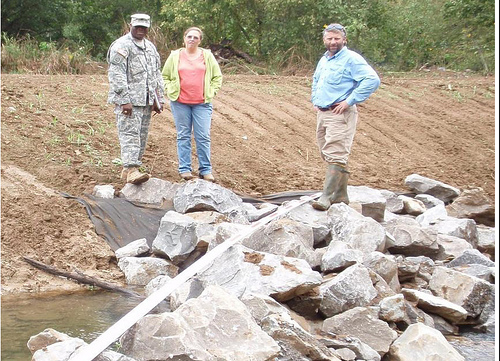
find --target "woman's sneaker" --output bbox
[180,172,194,181]
[200,173,215,182]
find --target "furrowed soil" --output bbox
[1,71,496,295]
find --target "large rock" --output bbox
[29,331,135,361]
[322,306,398,357]
[197,244,322,302]
[387,323,464,361]
[173,179,245,216]
[380,189,404,214]
[243,202,278,222]
[115,238,150,259]
[151,210,200,264]
[451,264,495,283]
[406,256,435,282]
[243,218,319,268]
[285,202,332,246]
[31,338,86,361]
[261,313,342,361]
[402,288,468,323]
[378,294,408,323]
[446,187,495,226]
[327,203,387,253]
[435,234,473,261]
[363,252,400,292]
[120,285,280,360]
[27,328,71,355]
[395,255,421,282]
[415,193,445,209]
[404,300,436,328]
[121,177,180,206]
[427,216,478,247]
[348,185,387,222]
[319,264,378,317]
[416,203,448,226]
[321,241,364,273]
[428,266,494,319]
[476,225,495,259]
[241,292,292,325]
[208,222,251,250]
[399,195,426,216]
[404,174,461,203]
[117,257,178,286]
[92,184,115,199]
[445,249,495,268]
[169,277,206,311]
[384,217,440,257]
[319,334,381,361]
[369,269,397,302]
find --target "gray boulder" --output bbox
[121,177,179,206]
[322,306,398,357]
[120,285,280,360]
[319,264,378,317]
[387,323,464,361]
[328,203,387,253]
[173,179,245,216]
[404,174,461,203]
[446,187,495,226]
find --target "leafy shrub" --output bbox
[1,33,94,74]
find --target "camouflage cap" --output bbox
[130,14,150,28]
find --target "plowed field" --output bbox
[1,71,496,294]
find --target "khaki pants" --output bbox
[316,105,358,165]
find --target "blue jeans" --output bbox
[170,101,213,175]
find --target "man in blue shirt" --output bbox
[311,23,380,211]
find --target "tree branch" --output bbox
[23,257,143,298]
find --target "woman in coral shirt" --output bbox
[162,27,222,182]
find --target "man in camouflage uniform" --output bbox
[107,13,164,184]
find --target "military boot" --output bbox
[126,167,150,184]
[120,167,130,180]
[312,164,349,211]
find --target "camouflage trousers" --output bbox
[116,105,152,167]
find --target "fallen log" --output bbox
[22,257,142,298]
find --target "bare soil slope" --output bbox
[1,72,496,295]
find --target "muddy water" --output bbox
[1,290,496,360]
[1,291,140,360]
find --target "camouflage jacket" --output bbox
[107,33,164,106]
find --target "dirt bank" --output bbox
[1,72,495,295]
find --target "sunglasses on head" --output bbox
[324,23,346,36]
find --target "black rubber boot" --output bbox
[312,164,349,211]
[331,165,350,205]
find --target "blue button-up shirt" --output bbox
[311,46,380,108]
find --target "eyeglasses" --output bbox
[324,23,346,36]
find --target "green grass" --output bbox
[1,33,93,74]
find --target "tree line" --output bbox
[1,0,495,73]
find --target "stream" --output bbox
[1,291,139,360]
[1,290,496,360]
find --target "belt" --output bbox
[318,104,338,111]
